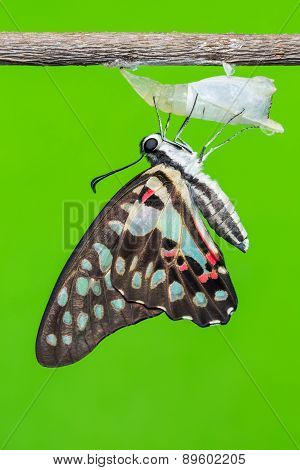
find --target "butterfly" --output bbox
[36,104,248,367]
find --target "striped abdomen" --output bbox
[189,173,249,253]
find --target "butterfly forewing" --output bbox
[36,171,161,367]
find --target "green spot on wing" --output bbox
[132,271,142,289]
[193,292,207,307]
[145,262,154,279]
[77,312,89,330]
[116,257,126,276]
[104,271,114,290]
[169,281,184,302]
[81,259,92,271]
[111,298,125,312]
[90,279,101,296]
[46,334,57,346]
[76,277,89,296]
[93,243,113,272]
[109,220,124,236]
[62,335,72,345]
[150,269,166,289]
[94,304,104,319]
[57,287,68,306]
[63,311,72,325]
[214,290,228,301]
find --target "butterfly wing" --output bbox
[111,165,238,326]
[37,164,238,368]
[36,170,161,367]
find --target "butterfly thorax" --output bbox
[142,133,249,253]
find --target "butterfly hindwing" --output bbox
[36,171,161,367]
[111,165,238,327]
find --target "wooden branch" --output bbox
[0,33,299,66]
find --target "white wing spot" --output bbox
[214,290,228,301]
[104,271,114,290]
[127,204,160,236]
[46,334,57,347]
[94,304,104,320]
[62,335,72,345]
[129,256,138,272]
[57,287,68,307]
[217,266,227,275]
[81,259,92,271]
[76,277,89,296]
[145,262,154,279]
[90,279,101,296]
[62,311,72,325]
[169,281,185,302]
[111,298,125,312]
[116,256,126,276]
[193,292,208,308]
[146,176,162,191]
[132,271,142,289]
[150,269,166,289]
[109,220,124,236]
[93,243,112,272]
[77,312,89,331]
[132,186,143,194]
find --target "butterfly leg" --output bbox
[163,113,172,138]
[198,109,245,161]
[177,137,194,153]
[174,93,198,142]
[153,96,163,135]
[200,126,255,161]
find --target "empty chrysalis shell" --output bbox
[121,66,284,133]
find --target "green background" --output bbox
[0,0,299,451]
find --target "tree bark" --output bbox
[0,33,298,66]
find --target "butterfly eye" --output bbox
[143,138,159,153]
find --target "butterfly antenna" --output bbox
[175,93,198,141]
[91,154,145,193]
[153,96,163,135]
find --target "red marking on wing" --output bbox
[210,270,218,280]
[206,252,218,266]
[142,189,154,204]
[178,263,188,272]
[193,216,220,263]
[199,273,209,283]
[199,269,219,283]
[161,248,177,258]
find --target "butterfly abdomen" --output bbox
[144,136,248,253]
[189,173,249,253]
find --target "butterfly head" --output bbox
[141,133,200,176]
[140,133,163,155]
